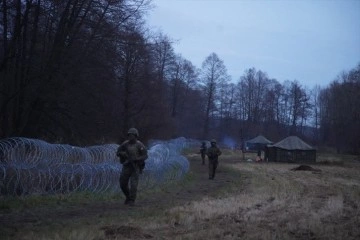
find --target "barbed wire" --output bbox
[0,137,199,196]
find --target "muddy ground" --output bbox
[0,154,246,239]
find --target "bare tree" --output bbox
[286,80,309,135]
[310,85,322,143]
[150,32,175,83]
[165,54,203,137]
[239,68,256,122]
[320,64,360,153]
[0,0,152,143]
[200,52,230,139]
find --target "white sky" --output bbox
[145,0,360,88]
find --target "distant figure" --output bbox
[200,141,207,165]
[116,128,148,206]
[256,149,262,162]
[206,139,222,180]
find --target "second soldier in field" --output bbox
[116,128,148,206]
[206,139,222,180]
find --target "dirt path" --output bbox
[0,154,246,239]
[2,154,359,240]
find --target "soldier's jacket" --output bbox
[116,140,148,167]
[206,146,222,161]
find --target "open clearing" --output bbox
[1,150,359,240]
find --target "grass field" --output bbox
[0,150,359,239]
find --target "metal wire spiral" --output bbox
[0,137,197,196]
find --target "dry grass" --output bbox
[2,151,359,240]
[141,162,360,240]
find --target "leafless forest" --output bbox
[1,0,359,154]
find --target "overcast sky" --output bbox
[145,0,360,88]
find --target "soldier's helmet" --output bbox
[127,128,139,137]
[210,139,217,144]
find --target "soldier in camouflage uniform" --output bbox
[200,141,207,165]
[116,128,148,206]
[206,139,222,180]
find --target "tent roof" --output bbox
[247,135,273,144]
[269,136,314,150]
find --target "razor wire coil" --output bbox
[0,137,198,196]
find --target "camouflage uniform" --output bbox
[117,128,148,205]
[206,139,222,180]
[200,141,207,165]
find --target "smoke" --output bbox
[222,136,237,149]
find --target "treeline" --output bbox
[0,0,359,153]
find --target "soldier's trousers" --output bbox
[208,159,218,179]
[201,153,206,164]
[120,165,140,202]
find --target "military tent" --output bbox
[265,136,316,163]
[246,135,273,151]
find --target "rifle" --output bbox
[118,142,146,174]
[122,150,143,173]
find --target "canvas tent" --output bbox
[265,136,316,163]
[246,135,273,151]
